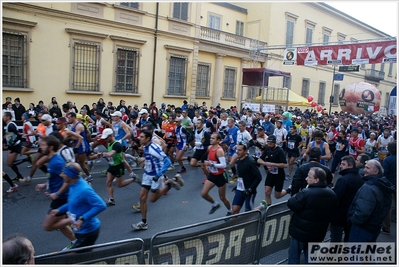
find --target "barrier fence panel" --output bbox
[150,211,262,264]
[257,201,293,264]
[34,238,145,265]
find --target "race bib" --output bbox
[270,166,278,174]
[365,146,373,154]
[336,143,341,151]
[237,177,245,191]
[144,160,152,172]
[288,141,295,149]
[177,135,181,143]
[208,161,218,173]
[256,148,263,157]
[349,146,356,155]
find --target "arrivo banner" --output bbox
[296,40,396,66]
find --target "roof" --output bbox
[242,68,291,86]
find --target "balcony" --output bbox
[365,69,385,82]
[200,27,267,50]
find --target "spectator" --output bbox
[3,233,35,264]
[96,98,106,114]
[182,100,188,111]
[12,97,26,121]
[35,100,45,114]
[49,102,62,119]
[287,167,337,264]
[48,96,58,109]
[116,99,127,112]
[382,141,396,234]
[356,153,370,176]
[3,102,16,121]
[330,155,364,242]
[2,96,12,110]
[347,159,395,242]
[27,103,37,120]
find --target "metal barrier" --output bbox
[35,238,145,265]
[34,202,293,265]
[150,210,262,264]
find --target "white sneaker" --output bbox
[6,184,19,193]
[131,221,148,230]
[167,166,175,171]
[19,177,32,184]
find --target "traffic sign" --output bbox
[338,65,360,72]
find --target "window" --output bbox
[283,76,291,89]
[380,63,385,73]
[337,32,346,44]
[386,92,390,108]
[72,42,100,91]
[209,14,221,30]
[333,84,340,106]
[301,78,309,97]
[115,48,139,93]
[371,64,375,70]
[3,32,27,88]
[223,67,236,98]
[120,2,139,9]
[318,82,326,105]
[388,63,393,76]
[236,21,244,36]
[286,20,294,46]
[173,2,188,21]
[305,27,313,45]
[196,63,210,97]
[168,55,187,96]
[322,34,329,45]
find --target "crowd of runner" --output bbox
[2,95,397,258]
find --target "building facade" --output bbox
[2,2,397,113]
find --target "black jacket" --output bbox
[291,161,333,195]
[347,174,394,233]
[330,167,364,226]
[288,182,338,242]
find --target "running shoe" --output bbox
[224,211,233,221]
[101,170,107,175]
[285,174,291,181]
[167,179,181,190]
[132,203,141,211]
[6,184,19,194]
[106,199,116,206]
[209,203,221,214]
[85,176,93,183]
[167,166,175,171]
[174,174,185,187]
[285,185,292,195]
[229,175,238,184]
[131,221,148,230]
[381,227,390,235]
[177,167,186,174]
[260,200,269,209]
[61,242,75,251]
[19,177,31,184]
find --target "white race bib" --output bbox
[237,177,245,191]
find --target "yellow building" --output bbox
[2,2,396,113]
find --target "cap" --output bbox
[100,128,114,139]
[111,111,122,117]
[161,103,165,107]
[139,109,148,115]
[134,104,139,107]
[292,115,296,118]
[41,114,52,122]
[130,113,138,119]
[267,135,277,143]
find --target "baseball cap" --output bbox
[139,109,148,115]
[100,128,114,139]
[111,111,122,117]
[267,135,277,143]
[41,114,52,122]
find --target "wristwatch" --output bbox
[78,216,85,222]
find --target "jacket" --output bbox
[291,161,333,195]
[330,167,364,226]
[347,174,394,233]
[382,155,396,188]
[288,182,338,242]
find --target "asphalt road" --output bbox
[2,147,396,256]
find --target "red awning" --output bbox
[242,68,291,86]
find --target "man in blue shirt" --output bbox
[49,162,107,252]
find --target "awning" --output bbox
[242,68,291,86]
[254,90,311,107]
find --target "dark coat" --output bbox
[288,182,338,243]
[347,174,394,233]
[12,104,26,121]
[331,167,364,226]
[382,155,397,188]
[291,161,333,195]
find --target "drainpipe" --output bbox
[151,2,159,103]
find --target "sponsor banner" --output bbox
[308,242,396,264]
[283,48,297,65]
[243,103,275,113]
[297,41,396,66]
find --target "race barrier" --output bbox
[35,202,292,264]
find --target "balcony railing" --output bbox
[365,69,385,82]
[200,27,267,50]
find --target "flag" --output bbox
[364,105,380,112]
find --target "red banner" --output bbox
[296,40,396,66]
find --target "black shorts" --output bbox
[8,144,22,154]
[208,172,228,187]
[287,148,300,158]
[264,174,285,192]
[107,163,125,177]
[49,197,68,212]
[71,227,100,252]
[329,143,336,153]
[192,149,207,162]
